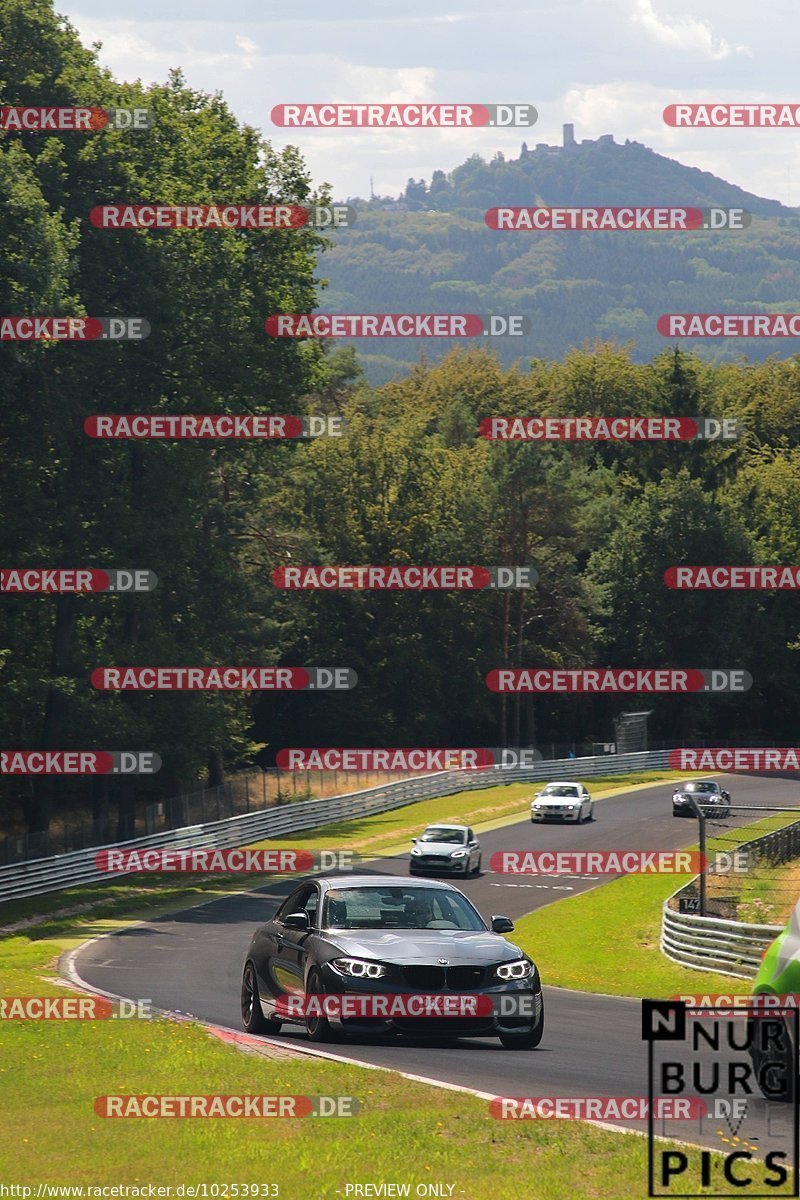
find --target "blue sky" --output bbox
[60,0,800,204]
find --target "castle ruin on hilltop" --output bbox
[520,123,617,158]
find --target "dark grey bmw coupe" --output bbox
[241,874,544,1050]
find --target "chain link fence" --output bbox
[0,766,458,866]
[669,805,800,926]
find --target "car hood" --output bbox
[533,795,580,805]
[320,929,523,965]
[754,897,800,994]
[674,791,719,801]
[413,840,467,853]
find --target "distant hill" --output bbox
[319,128,800,383]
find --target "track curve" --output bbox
[70,776,800,1155]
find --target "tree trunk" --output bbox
[208,748,225,788]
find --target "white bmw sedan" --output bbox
[530,782,594,824]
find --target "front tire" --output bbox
[499,996,545,1050]
[241,961,282,1035]
[305,968,335,1043]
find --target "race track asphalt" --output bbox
[71,775,800,1162]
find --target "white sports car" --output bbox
[530,782,594,824]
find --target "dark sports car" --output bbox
[241,874,544,1050]
[672,778,731,818]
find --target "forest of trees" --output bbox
[326,139,800,382]
[3,0,800,843]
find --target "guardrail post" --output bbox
[687,793,707,916]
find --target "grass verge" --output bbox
[1,771,691,939]
[0,930,724,1197]
[513,813,800,998]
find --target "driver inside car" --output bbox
[403,894,435,928]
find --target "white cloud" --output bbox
[629,0,749,60]
[543,81,800,207]
[64,10,795,204]
[234,34,259,70]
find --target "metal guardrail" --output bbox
[0,748,674,904]
[661,907,783,980]
[660,817,800,978]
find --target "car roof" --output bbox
[316,874,461,892]
[420,823,468,831]
[541,781,583,788]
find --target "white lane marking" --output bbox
[490,882,574,891]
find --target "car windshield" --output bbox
[541,785,579,797]
[685,783,716,793]
[419,827,466,844]
[322,886,486,931]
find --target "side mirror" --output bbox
[411,837,418,843]
[283,911,310,931]
[469,840,478,847]
[491,915,514,933]
[533,793,540,799]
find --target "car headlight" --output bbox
[410,847,422,856]
[450,849,468,858]
[330,958,387,979]
[532,803,541,810]
[566,805,574,810]
[495,959,534,981]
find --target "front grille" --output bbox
[403,965,446,989]
[401,965,485,989]
[416,855,449,866]
[446,965,485,989]
[393,1017,495,1036]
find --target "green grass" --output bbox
[1,771,692,939]
[250,770,691,857]
[513,813,800,998]
[0,932,730,1197]
[0,772,777,1196]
